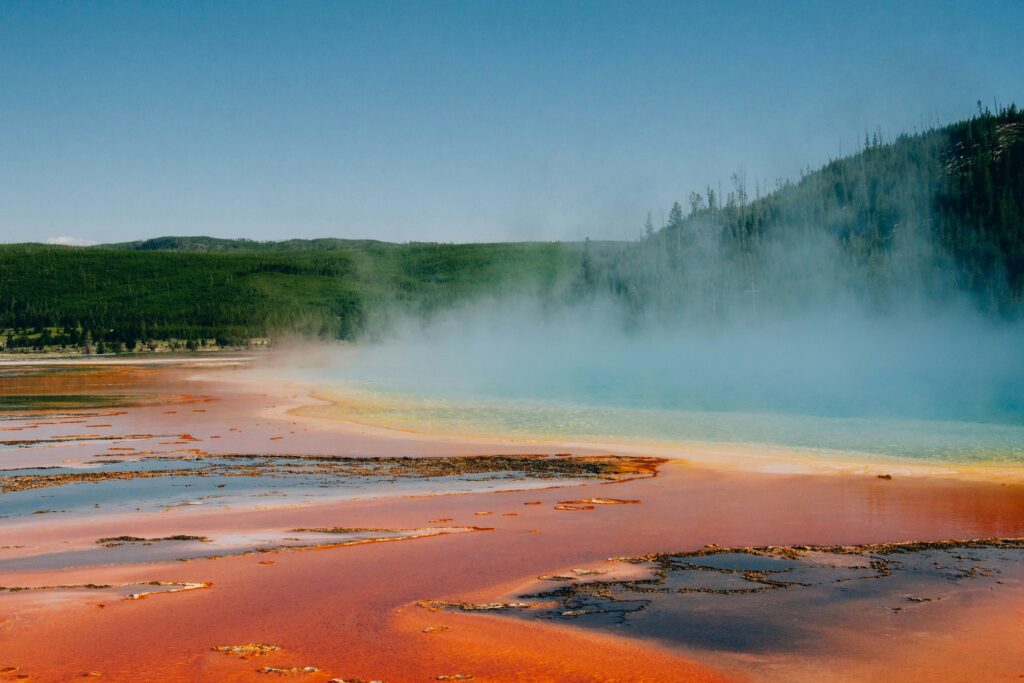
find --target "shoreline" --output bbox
[0,352,256,367]
[6,353,1024,483]
[221,364,1024,484]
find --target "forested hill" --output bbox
[600,104,1024,322]
[0,104,1021,353]
[0,241,597,351]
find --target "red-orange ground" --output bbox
[1,361,1023,681]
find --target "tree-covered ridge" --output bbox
[0,241,588,351]
[601,104,1024,322]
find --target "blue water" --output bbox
[286,310,1024,466]
[0,457,586,518]
[308,382,1024,464]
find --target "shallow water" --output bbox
[306,381,1024,465]
[476,542,1024,658]
[286,310,1024,467]
[0,455,595,518]
[0,527,480,572]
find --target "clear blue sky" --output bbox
[1,0,1021,244]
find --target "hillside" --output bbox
[0,241,592,351]
[602,104,1024,322]
[1,104,1021,352]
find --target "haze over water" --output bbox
[293,303,1024,466]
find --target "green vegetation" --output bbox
[0,241,589,351]
[1,104,1021,352]
[602,104,1024,321]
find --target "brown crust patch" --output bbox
[557,498,640,505]
[1,469,198,493]
[1,454,663,494]
[96,535,210,547]
[213,643,280,658]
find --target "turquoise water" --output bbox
[306,380,1024,465]
[294,312,1024,465]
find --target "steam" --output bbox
[290,129,1024,451]
[330,298,1024,425]
[322,187,1024,428]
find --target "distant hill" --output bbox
[102,236,392,252]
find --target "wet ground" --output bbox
[454,539,1024,663]
[0,452,655,518]
[1,359,1023,681]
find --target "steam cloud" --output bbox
[332,297,1024,425]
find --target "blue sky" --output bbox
[1,0,1021,244]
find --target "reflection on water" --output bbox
[0,526,482,572]
[0,454,637,518]
[452,540,1024,659]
